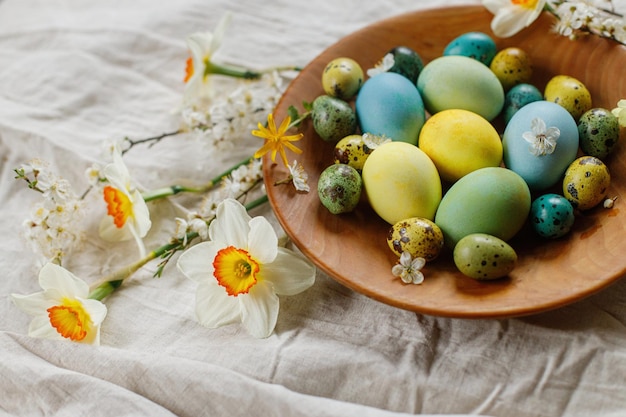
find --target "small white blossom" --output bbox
[522,117,560,156]
[362,133,392,150]
[391,251,426,285]
[288,160,310,193]
[367,53,395,77]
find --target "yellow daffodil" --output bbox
[11,263,107,345]
[176,198,315,338]
[252,113,304,168]
[99,146,151,257]
[483,0,547,37]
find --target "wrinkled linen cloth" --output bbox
[1,0,626,416]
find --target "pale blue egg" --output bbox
[356,72,425,145]
[443,32,497,66]
[503,83,543,124]
[502,101,579,191]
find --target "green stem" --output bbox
[207,62,301,80]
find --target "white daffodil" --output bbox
[522,117,560,156]
[367,53,395,78]
[176,198,316,338]
[99,145,151,257]
[612,99,626,127]
[392,251,425,285]
[11,263,107,345]
[288,160,310,193]
[183,13,232,105]
[483,0,547,38]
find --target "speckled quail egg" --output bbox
[530,193,576,239]
[322,57,364,100]
[562,156,611,211]
[453,233,518,280]
[387,217,444,261]
[333,135,373,173]
[489,47,533,91]
[317,163,362,214]
[544,75,592,121]
[311,95,357,143]
[578,108,620,159]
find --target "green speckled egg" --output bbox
[317,164,362,214]
[333,135,373,172]
[578,108,620,159]
[322,57,364,100]
[503,83,543,124]
[562,156,611,210]
[544,75,592,120]
[387,217,444,261]
[312,95,357,143]
[530,193,575,239]
[489,47,532,91]
[453,233,517,280]
[387,46,424,84]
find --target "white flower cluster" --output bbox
[19,159,85,265]
[551,0,626,43]
[180,72,287,151]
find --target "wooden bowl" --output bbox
[263,6,626,318]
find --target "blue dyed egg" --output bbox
[502,101,579,191]
[356,72,426,145]
[503,83,543,125]
[443,32,497,66]
[530,193,575,239]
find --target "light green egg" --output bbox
[453,233,517,280]
[417,55,504,121]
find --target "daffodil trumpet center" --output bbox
[213,246,260,296]
[47,298,91,341]
[103,185,132,228]
[512,0,539,9]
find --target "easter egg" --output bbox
[386,46,424,84]
[434,167,531,248]
[417,55,504,121]
[530,193,575,239]
[453,233,517,280]
[443,31,497,66]
[418,109,502,183]
[333,134,373,173]
[387,217,444,261]
[562,156,611,210]
[362,141,442,224]
[322,57,364,100]
[317,164,362,214]
[312,95,357,143]
[503,83,543,125]
[544,75,592,120]
[489,47,533,91]
[578,108,620,159]
[356,72,426,145]
[502,101,579,191]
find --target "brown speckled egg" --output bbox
[387,217,444,261]
[322,57,364,100]
[562,156,611,210]
[333,135,373,172]
[544,75,592,121]
[489,47,532,91]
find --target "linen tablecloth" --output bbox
[1,0,626,416]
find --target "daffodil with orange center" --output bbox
[176,198,316,338]
[99,146,151,258]
[483,0,547,37]
[252,113,304,168]
[11,263,107,345]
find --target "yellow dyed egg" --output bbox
[489,47,533,91]
[362,141,442,224]
[418,109,502,183]
[562,156,611,210]
[322,57,364,100]
[387,217,444,261]
[333,135,372,172]
[544,75,592,120]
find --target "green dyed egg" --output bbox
[387,217,444,261]
[578,108,620,159]
[317,164,362,214]
[312,95,357,143]
[387,46,424,84]
[453,233,517,280]
[434,167,531,249]
[417,55,504,121]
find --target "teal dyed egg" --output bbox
[453,233,517,280]
[317,164,362,214]
[312,95,357,143]
[503,83,543,125]
[417,55,504,121]
[578,108,620,159]
[502,101,579,191]
[434,167,531,249]
[443,32,497,66]
[530,193,575,239]
[356,72,425,145]
[387,46,424,84]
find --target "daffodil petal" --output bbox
[177,241,220,284]
[260,248,316,296]
[209,198,251,248]
[11,292,54,316]
[102,152,131,192]
[482,0,507,14]
[240,281,279,338]
[38,263,89,297]
[99,215,133,242]
[210,13,231,53]
[491,8,532,37]
[28,315,64,340]
[247,217,278,264]
[79,297,108,325]
[130,190,152,237]
[195,281,240,328]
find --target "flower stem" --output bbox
[122,130,182,155]
[207,62,301,80]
